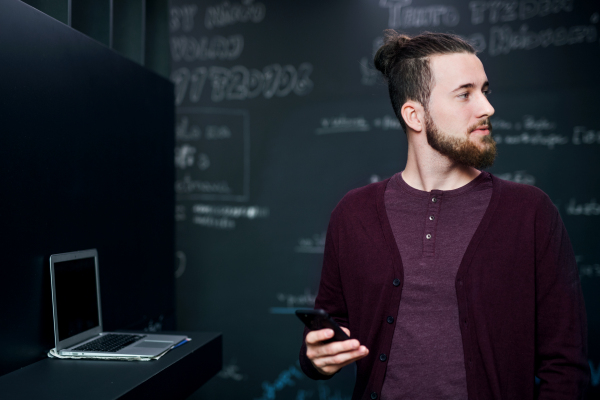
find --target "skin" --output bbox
[401,52,495,191]
[305,52,494,376]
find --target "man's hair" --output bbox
[373,30,476,133]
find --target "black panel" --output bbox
[0,0,175,376]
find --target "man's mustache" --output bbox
[468,118,493,134]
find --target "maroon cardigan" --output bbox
[299,175,589,399]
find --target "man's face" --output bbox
[424,53,496,169]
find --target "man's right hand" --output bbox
[305,327,369,375]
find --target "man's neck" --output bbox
[402,141,481,192]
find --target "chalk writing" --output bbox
[176,117,202,140]
[373,115,402,130]
[494,132,568,148]
[205,0,266,30]
[573,126,600,144]
[359,57,379,86]
[380,0,460,29]
[175,205,186,222]
[170,5,198,32]
[172,63,313,105]
[206,125,232,139]
[316,115,370,135]
[175,174,231,194]
[171,34,244,62]
[295,232,326,253]
[175,251,186,278]
[489,23,597,56]
[218,359,247,381]
[578,258,600,278]
[490,117,513,130]
[566,198,600,215]
[192,203,269,229]
[255,364,304,400]
[276,288,317,308]
[176,109,249,202]
[469,0,574,25]
[175,144,197,169]
[495,171,535,185]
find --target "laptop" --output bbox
[50,249,187,357]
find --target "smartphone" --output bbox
[295,309,350,343]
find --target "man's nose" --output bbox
[477,94,495,119]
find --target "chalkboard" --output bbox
[169,1,600,398]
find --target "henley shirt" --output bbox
[299,174,589,399]
[381,171,492,399]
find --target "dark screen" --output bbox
[54,257,100,341]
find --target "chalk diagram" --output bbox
[175,107,250,202]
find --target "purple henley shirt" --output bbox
[381,171,492,399]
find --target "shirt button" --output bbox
[386,316,394,324]
[426,234,432,239]
[429,215,434,220]
[392,278,401,287]
[379,354,387,362]
[371,392,378,399]
[431,197,437,203]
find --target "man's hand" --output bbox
[305,327,369,375]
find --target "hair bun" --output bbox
[374,29,410,78]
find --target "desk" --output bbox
[0,332,221,400]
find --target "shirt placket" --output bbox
[423,190,442,257]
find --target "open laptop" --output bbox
[50,249,187,357]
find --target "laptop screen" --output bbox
[54,256,100,341]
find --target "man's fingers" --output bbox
[305,329,334,345]
[340,327,350,336]
[310,338,360,358]
[312,346,369,369]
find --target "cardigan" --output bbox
[299,175,589,399]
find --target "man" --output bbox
[299,31,589,399]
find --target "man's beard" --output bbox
[424,112,497,169]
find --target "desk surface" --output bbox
[0,331,222,400]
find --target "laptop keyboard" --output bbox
[73,333,146,352]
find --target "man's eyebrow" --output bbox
[451,81,490,92]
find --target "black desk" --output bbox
[0,332,221,400]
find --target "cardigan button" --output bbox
[386,316,394,324]
[370,392,378,399]
[379,353,387,362]
[392,278,401,287]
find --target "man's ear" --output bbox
[401,101,424,133]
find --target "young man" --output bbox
[299,31,589,399]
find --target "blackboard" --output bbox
[169,0,600,398]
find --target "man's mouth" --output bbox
[472,125,490,135]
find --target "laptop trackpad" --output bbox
[134,340,172,348]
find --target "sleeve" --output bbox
[299,214,350,380]
[535,194,590,398]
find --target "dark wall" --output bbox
[0,0,175,376]
[170,0,600,398]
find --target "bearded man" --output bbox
[299,31,589,399]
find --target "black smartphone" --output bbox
[295,309,350,343]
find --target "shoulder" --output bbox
[329,179,387,221]
[492,174,553,209]
[491,174,558,221]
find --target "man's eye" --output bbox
[483,89,492,96]
[458,92,469,99]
